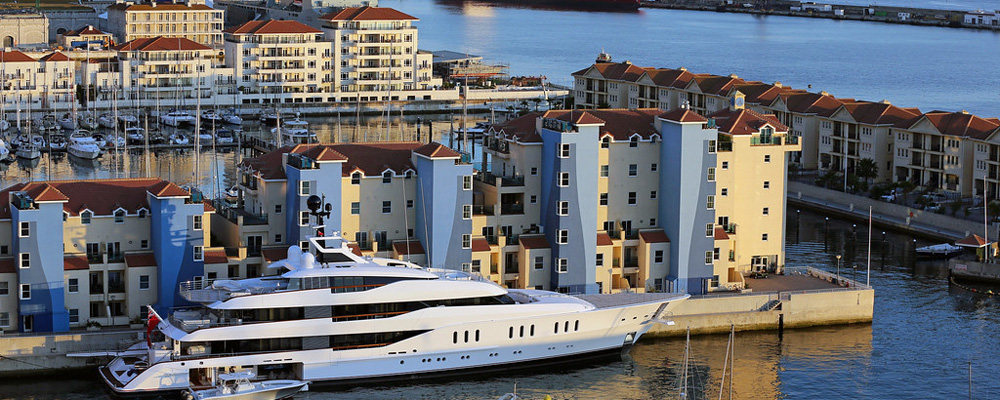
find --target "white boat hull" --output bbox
[68,146,101,160]
[187,380,308,400]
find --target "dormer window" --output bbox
[630,136,639,148]
[114,209,126,224]
[138,209,147,218]
[81,210,92,225]
[383,171,392,184]
[351,172,362,185]
[601,136,610,149]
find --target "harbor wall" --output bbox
[0,329,140,378]
[787,181,993,241]
[648,287,874,337]
[950,259,1000,284]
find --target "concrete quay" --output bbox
[641,0,994,31]
[647,266,873,337]
[0,328,140,378]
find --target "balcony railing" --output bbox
[717,141,733,152]
[108,282,126,293]
[480,172,524,187]
[472,205,494,216]
[500,204,524,215]
[213,199,268,225]
[724,223,737,234]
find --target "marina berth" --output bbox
[101,232,687,396]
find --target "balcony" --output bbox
[723,223,737,235]
[751,136,784,146]
[213,199,268,226]
[107,281,125,294]
[717,141,733,152]
[500,204,524,215]
[472,204,494,216]
[479,172,524,187]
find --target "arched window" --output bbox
[351,172,362,185]
[629,136,639,148]
[114,209,126,223]
[2,36,14,48]
[601,136,610,149]
[81,210,92,224]
[382,171,392,183]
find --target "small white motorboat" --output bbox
[15,142,41,160]
[0,118,10,132]
[170,132,191,146]
[161,110,197,127]
[125,127,145,144]
[118,113,139,127]
[98,113,117,129]
[202,109,224,124]
[222,108,243,125]
[58,113,77,130]
[182,371,308,400]
[916,243,963,259]
[48,134,67,151]
[79,112,99,130]
[68,131,103,160]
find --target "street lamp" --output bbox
[835,254,842,285]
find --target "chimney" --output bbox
[773,81,782,88]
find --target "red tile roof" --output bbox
[242,143,423,180]
[0,50,36,63]
[956,234,989,247]
[39,52,71,62]
[639,229,670,243]
[519,235,551,249]
[413,142,461,159]
[347,243,363,256]
[65,25,107,36]
[0,178,186,219]
[320,6,417,21]
[204,249,228,264]
[471,238,491,252]
[542,109,663,140]
[107,3,215,11]
[596,233,613,246]
[576,61,649,82]
[115,36,211,52]
[709,108,788,135]
[645,68,696,89]
[203,200,215,213]
[64,254,90,271]
[777,92,844,116]
[491,112,543,143]
[693,74,746,96]
[917,111,999,140]
[731,82,803,105]
[262,247,291,262]
[125,253,157,267]
[224,20,322,35]
[659,108,707,123]
[148,180,191,198]
[0,259,13,274]
[297,144,348,162]
[714,227,729,240]
[840,101,921,128]
[392,240,425,255]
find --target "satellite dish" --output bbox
[301,252,317,269]
[285,245,302,270]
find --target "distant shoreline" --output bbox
[641,0,999,31]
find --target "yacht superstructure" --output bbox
[100,233,687,396]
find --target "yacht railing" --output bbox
[178,279,280,303]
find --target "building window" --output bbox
[0,246,6,255]
[407,200,414,208]
[706,223,714,237]
[275,234,282,243]
[462,234,471,249]
[557,229,569,245]
[194,246,204,261]
[714,247,721,260]
[559,143,571,158]
[707,195,715,209]
[596,253,604,266]
[650,191,657,199]
[654,250,664,263]
[383,171,392,183]
[721,161,729,170]
[471,260,481,272]
[193,215,202,230]
[557,258,568,273]
[0,312,7,327]
[628,192,637,205]
[351,202,360,215]
[463,205,472,219]
[531,167,538,175]
[115,209,126,223]
[299,181,310,196]
[0,282,7,296]
[534,256,544,269]
[69,309,79,324]
[721,188,728,196]
[138,209,147,218]
[600,165,609,177]
[558,172,570,187]
[762,233,769,241]
[708,140,717,153]
[601,137,610,148]
[600,193,608,205]
[707,167,715,181]
[275,204,282,214]
[19,221,29,237]
[463,175,473,190]
[351,172,362,185]
[68,278,78,293]
[139,275,150,290]
[650,218,657,226]
[20,284,30,300]
[382,201,392,214]
[81,211,92,224]
[557,201,569,216]
[300,211,310,226]
[630,136,639,148]
[19,253,29,269]
[141,240,149,249]
[651,163,658,172]
[705,251,713,264]
[763,181,770,189]
[763,207,770,215]
[628,164,638,177]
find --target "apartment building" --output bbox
[477,102,787,294]
[114,36,228,102]
[224,20,330,101]
[816,100,921,182]
[58,25,115,50]
[0,50,77,114]
[0,178,212,333]
[220,141,472,272]
[106,0,225,48]
[902,111,1000,196]
[320,6,438,94]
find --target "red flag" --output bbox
[146,306,161,348]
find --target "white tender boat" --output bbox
[161,110,198,127]
[49,134,67,151]
[100,232,687,396]
[79,112,99,130]
[68,131,103,160]
[182,371,308,400]
[126,127,145,144]
[272,118,316,144]
[98,113,117,129]
[118,113,140,127]
[222,109,243,125]
[58,113,77,130]
[916,243,963,259]
[202,110,224,124]
[170,132,191,145]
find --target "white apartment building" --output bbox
[224,20,331,103]
[320,6,438,95]
[106,0,225,48]
[0,50,77,117]
[114,36,229,102]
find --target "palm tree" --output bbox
[856,158,878,186]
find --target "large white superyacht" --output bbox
[101,233,688,396]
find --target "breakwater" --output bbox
[641,0,996,31]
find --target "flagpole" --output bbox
[867,206,872,286]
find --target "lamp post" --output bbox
[835,254,842,285]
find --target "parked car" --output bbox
[880,188,898,202]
